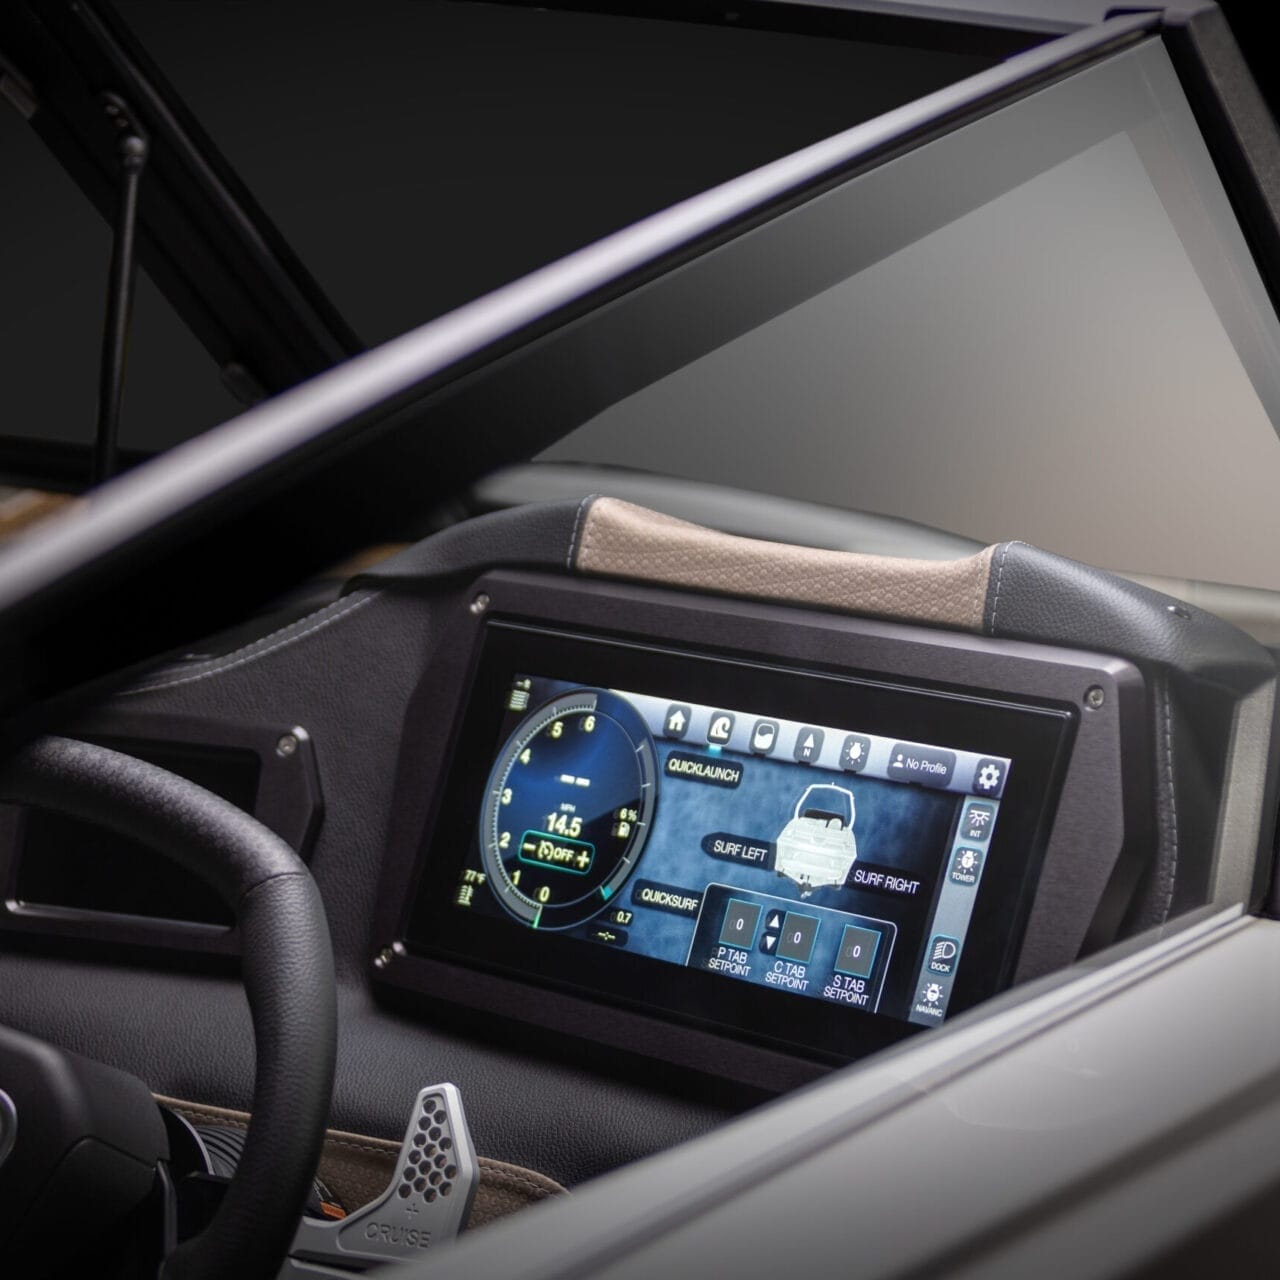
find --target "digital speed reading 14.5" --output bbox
[459,674,1013,1029]
[477,688,657,929]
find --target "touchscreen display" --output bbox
[452,673,1012,1028]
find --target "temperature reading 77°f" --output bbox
[478,688,657,930]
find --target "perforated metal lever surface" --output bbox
[286,1084,477,1274]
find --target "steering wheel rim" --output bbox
[0,735,336,1280]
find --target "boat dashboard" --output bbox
[0,492,1273,1176]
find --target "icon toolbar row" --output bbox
[665,703,861,767]
[659,701,1006,796]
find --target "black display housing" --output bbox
[0,715,324,957]
[370,568,1144,1091]
[403,621,1073,1065]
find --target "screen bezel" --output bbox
[403,621,1074,1064]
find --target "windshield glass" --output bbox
[0,88,240,462]
[543,38,1280,593]
[115,0,1003,348]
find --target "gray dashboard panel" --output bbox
[0,519,1264,1190]
[0,585,741,1187]
[0,555,1145,1179]
[403,906,1280,1279]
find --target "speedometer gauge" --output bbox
[479,689,657,929]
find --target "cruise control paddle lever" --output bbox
[285,1084,478,1275]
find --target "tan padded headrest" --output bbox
[571,497,997,632]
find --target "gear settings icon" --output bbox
[975,762,1003,794]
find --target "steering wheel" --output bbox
[0,736,336,1280]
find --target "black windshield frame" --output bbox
[4,9,1277,725]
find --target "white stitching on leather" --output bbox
[185,593,373,671]
[989,541,1012,631]
[1160,680,1179,922]
[122,594,376,696]
[566,494,594,571]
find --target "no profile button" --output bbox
[887,743,955,789]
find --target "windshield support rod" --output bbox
[93,93,148,486]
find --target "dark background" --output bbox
[1,2,1270,463]
[1,1,1003,457]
